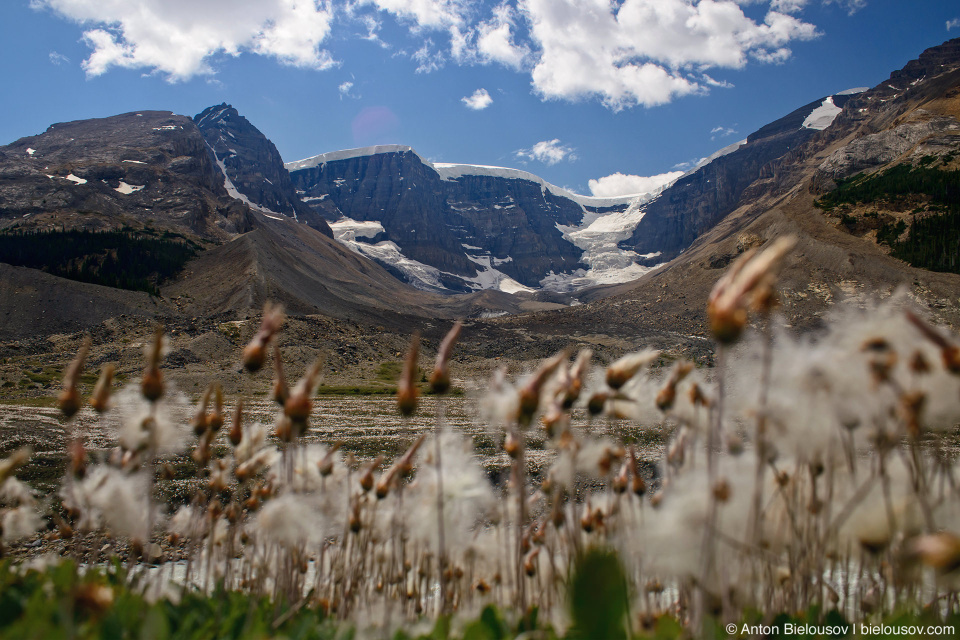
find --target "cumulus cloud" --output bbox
[36,0,841,111]
[515,139,576,165]
[462,88,493,110]
[523,0,820,110]
[771,0,808,12]
[33,0,336,81]
[476,2,530,69]
[359,0,469,30]
[948,18,960,31]
[588,171,684,197]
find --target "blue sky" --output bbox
[1,1,958,197]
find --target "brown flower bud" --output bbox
[503,431,522,459]
[318,442,342,477]
[59,336,90,419]
[517,350,569,425]
[712,478,731,503]
[243,302,284,373]
[360,456,384,493]
[606,349,659,390]
[208,384,224,432]
[229,399,244,447]
[587,391,609,416]
[397,333,420,417]
[429,321,462,395]
[523,548,540,577]
[191,384,213,436]
[89,364,115,413]
[141,327,165,402]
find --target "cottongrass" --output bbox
[0,236,958,636]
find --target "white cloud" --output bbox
[588,171,684,197]
[948,18,960,31]
[771,0,808,12]
[339,80,360,99]
[515,139,576,165]
[48,51,70,65]
[476,2,530,69]
[412,38,444,72]
[358,0,469,30]
[824,0,866,16]
[462,88,493,110]
[35,0,842,112]
[521,0,820,110]
[710,125,738,139]
[33,0,336,81]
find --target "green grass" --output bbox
[1,559,955,639]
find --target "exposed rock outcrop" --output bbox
[287,146,628,291]
[194,104,333,236]
[0,111,253,240]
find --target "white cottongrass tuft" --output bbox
[2,505,44,543]
[112,384,190,455]
[407,430,496,551]
[65,466,154,541]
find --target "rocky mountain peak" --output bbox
[194,104,333,236]
[0,110,252,240]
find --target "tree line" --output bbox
[0,227,199,295]
[817,161,960,275]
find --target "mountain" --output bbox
[0,107,568,342]
[2,37,959,379]
[0,110,252,241]
[619,89,864,264]
[283,90,874,296]
[163,212,563,329]
[193,104,333,237]
[286,146,640,294]
[488,37,960,364]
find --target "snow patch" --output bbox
[65,174,87,185]
[836,87,868,96]
[122,159,146,164]
[802,96,843,131]
[152,125,180,131]
[542,198,663,293]
[209,145,286,218]
[196,107,229,129]
[329,217,384,242]
[115,181,145,195]
[685,139,748,177]
[435,163,634,208]
[330,217,533,294]
[462,255,533,294]
[25,148,35,156]
[287,145,421,171]
[346,240,450,292]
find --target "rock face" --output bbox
[620,92,860,263]
[0,110,253,240]
[285,86,871,292]
[194,104,332,237]
[287,146,633,292]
